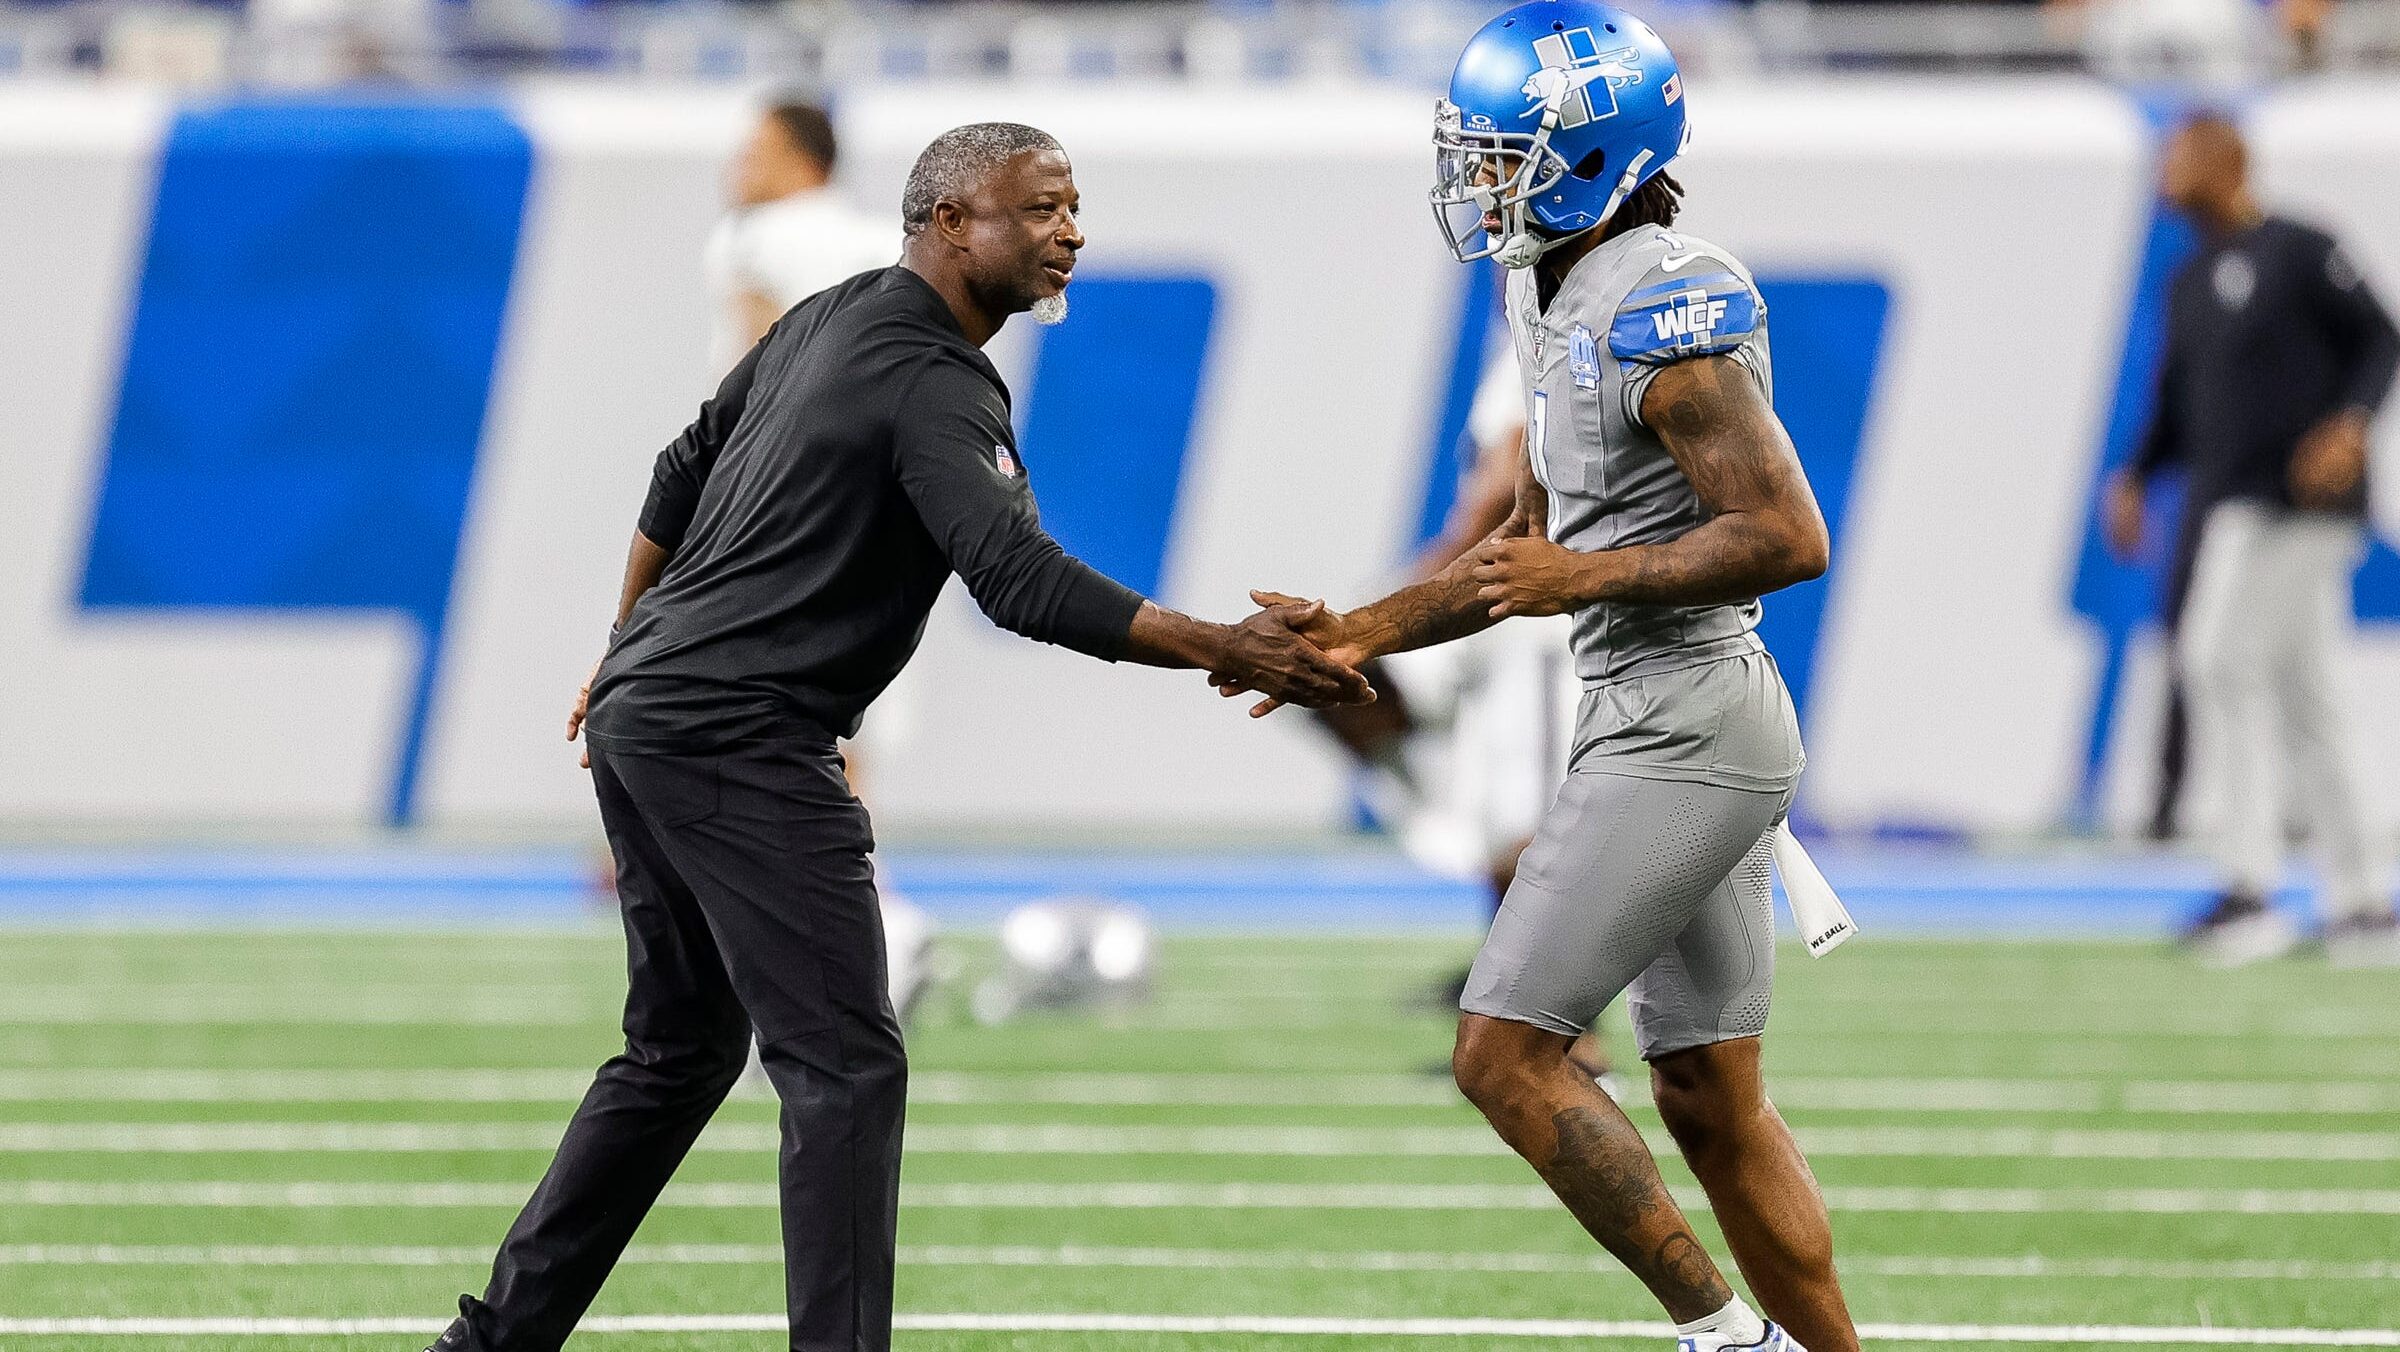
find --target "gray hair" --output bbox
[900,122,1063,237]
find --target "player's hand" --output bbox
[1208,597,1374,718]
[2102,470,2147,561]
[2291,409,2370,509]
[1213,591,1374,718]
[1469,537,1594,618]
[567,658,600,769]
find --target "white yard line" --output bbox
[7,1069,2397,1115]
[0,1314,2394,1344]
[9,987,2396,1038]
[0,995,597,1027]
[0,1069,608,1103]
[0,1243,2391,1284]
[6,1179,2396,1215]
[903,1181,2400,1214]
[5,1120,2395,1163]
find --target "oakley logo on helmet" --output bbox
[1519,29,1644,129]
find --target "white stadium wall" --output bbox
[1,79,2396,838]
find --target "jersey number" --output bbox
[1527,390,1556,496]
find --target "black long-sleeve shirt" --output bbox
[2131,215,2400,518]
[584,266,1145,752]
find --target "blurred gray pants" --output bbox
[2178,500,2386,919]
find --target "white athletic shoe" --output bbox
[2326,912,2400,969]
[2195,907,2299,968]
[1680,1321,1806,1352]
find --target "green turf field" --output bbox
[1,927,2396,1350]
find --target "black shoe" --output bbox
[425,1314,469,1352]
[2178,889,2267,944]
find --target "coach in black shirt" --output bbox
[2106,112,2400,967]
[428,123,1369,1352]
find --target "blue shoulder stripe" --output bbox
[1609,286,1762,364]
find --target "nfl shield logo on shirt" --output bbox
[993,444,1020,478]
[1567,323,1601,390]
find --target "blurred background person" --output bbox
[706,99,895,372]
[2105,111,2400,967]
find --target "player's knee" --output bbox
[1450,1015,1536,1112]
[1649,1040,1764,1157]
[1649,1069,1718,1156]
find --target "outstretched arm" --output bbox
[1470,354,1826,615]
[893,353,1372,711]
[1221,450,1547,717]
[1349,456,1546,654]
[1124,599,1375,711]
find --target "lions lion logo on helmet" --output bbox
[1519,30,1644,129]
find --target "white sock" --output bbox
[1676,1296,1767,1346]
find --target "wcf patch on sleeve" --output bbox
[1609,275,1760,365]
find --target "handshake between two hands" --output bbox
[1206,535,1593,720]
[1203,589,1373,721]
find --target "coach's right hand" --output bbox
[1212,594,1375,717]
[1211,599,1374,715]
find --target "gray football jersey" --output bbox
[1504,224,1773,683]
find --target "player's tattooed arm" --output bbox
[1470,354,1827,616]
[1345,444,1551,655]
[1221,456,1548,716]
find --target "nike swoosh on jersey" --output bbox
[1659,250,1709,272]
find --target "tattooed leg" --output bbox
[1653,1038,1861,1352]
[1453,1012,1733,1322]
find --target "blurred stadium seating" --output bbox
[2,0,2400,86]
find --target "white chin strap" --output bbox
[1493,146,1656,270]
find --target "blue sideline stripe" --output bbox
[79,99,534,830]
[1016,274,1217,599]
[0,847,2295,935]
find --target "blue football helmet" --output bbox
[1433,0,1690,268]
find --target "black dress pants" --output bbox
[451,738,907,1352]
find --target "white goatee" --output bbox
[1030,294,1069,326]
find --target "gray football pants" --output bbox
[1461,769,1792,1060]
[2178,500,2388,919]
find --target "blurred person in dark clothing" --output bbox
[2105,112,2400,968]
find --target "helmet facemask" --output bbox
[1431,98,1661,270]
[1430,98,1573,269]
